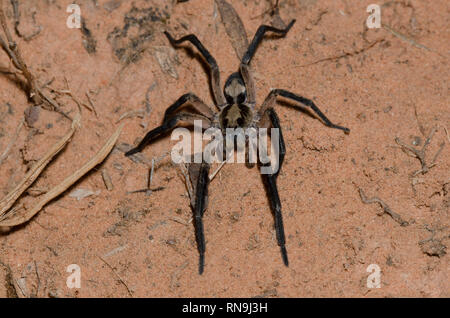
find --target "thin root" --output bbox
[359,188,409,226]
[395,126,444,176]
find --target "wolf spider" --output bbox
[125,19,349,274]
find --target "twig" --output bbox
[395,126,444,176]
[0,114,81,220]
[179,163,194,206]
[127,158,165,195]
[170,260,189,290]
[209,151,234,181]
[0,0,41,104]
[36,87,72,120]
[296,39,383,68]
[116,109,144,123]
[359,188,409,226]
[413,104,426,137]
[33,260,40,297]
[0,121,124,227]
[169,216,192,226]
[10,0,42,41]
[0,261,19,298]
[63,77,93,114]
[85,91,98,117]
[97,255,133,297]
[0,117,24,166]
[101,169,113,191]
[442,125,450,144]
[14,277,28,298]
[149,158,155,188]
[209,160,227,181]
[0,2,70,121]
[382,23,440,55]
[250,0,279,20]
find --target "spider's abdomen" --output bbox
[219,104,253,129]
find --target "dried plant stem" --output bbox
[0,114,81,219]
[0,0,71,120]
[395,126,444,176]
[0,121,124,227]
[85,91,98,117]
[101,169,113,191]
[0,117,24,166]
[359,188,409,226]
[0,0,41,104]
[97,255,133,297]
[209,160,227,181]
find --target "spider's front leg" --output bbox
[125,93,213,156]
[164,31,227,108]
[239,20,296,106]
[259,89,350,133]
[242,20,296,66]
[259,108,288,266]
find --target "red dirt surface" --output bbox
[0,0,448,297]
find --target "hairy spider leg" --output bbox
[265,108,286,176]
[164,31,227,107]
[162,93,215,122]
[260,89,350,133]
[193,162,210,274]
[241,20,296,65]
[125,112,210,156]
[239,20,296,106]
[260,108,288,266]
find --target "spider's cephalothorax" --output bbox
[125,18,350,274]
[219,72,253,130]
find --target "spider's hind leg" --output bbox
[259,108,288,266]
[188,161,210,274]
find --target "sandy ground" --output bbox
[0,0,448,298]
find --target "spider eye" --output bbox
[237,118,244,126]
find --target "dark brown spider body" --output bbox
[219,72,254,130]
[219,103,253,129]
[125,19,349,274]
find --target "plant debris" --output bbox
[359,188,409,226]
[215,0,248,60]
[0,120,124,227]
[395,126,445,176]
[69,188,101,201]
[419,238,447,257]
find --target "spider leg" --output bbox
[264,173,289,266]
[191,161,210,274]
[239,20,295,106]
[265,108,286,176]
[239,63,256,107]
[259,89,350,132]
[164,31,227,107]
[241,20,296,65]
[260,108,288,266]
[162,93,215,121]
[125,112,210,156]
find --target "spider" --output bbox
[125,19,350,274]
